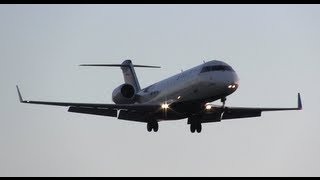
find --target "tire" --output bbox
[153,122,159,132]
[147,123,152,132]
[196,123,202,133]
[190,124,196,133]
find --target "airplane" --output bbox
[16,59,302,133]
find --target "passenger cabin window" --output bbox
[200,65,234,73]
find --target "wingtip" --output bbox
[298,93,302,110]
[16,85,24,103]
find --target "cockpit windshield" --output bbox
[200,65,234,73]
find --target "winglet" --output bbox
[16,85,24,103]
[298,93,302,110]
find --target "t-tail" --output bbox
[80,59,160,92]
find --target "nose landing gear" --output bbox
[220,97,227,120]
[221,97,226,108]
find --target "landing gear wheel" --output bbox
[147,121,159,132]
[188,115,203,133]
[153,121,159,132]
[196,123,202,133]
[190,124,196,133]
[190,122,202,133]
[147,123,152,132]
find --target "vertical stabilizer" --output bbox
[120,60,141,92]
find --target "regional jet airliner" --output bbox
[17,60,302,133]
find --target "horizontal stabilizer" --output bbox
[79,64,161,68]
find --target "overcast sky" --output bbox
[0,4,319,177]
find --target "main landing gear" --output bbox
[188,116,202,133]
[190,121,202,133]
[147,120,159,132]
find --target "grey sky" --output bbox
[0,4,319,176]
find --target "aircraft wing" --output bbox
[16,86,161,120]
[202,93,302,123]
[17,85,302,123]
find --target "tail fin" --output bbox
[80,59,160,92]
[120,60,141,91]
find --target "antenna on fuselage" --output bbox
[203,60,206,63]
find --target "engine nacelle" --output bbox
[112,84,136,104]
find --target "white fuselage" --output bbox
[137,60,239,106]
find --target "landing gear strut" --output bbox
[220,97,227,120]
[221,97,226,108]
[147,120,159,132]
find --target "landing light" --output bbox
[161,103,169,109]
[228,84,237,89]
[205,104,212,110]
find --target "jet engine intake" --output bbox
[112,84,136,104]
